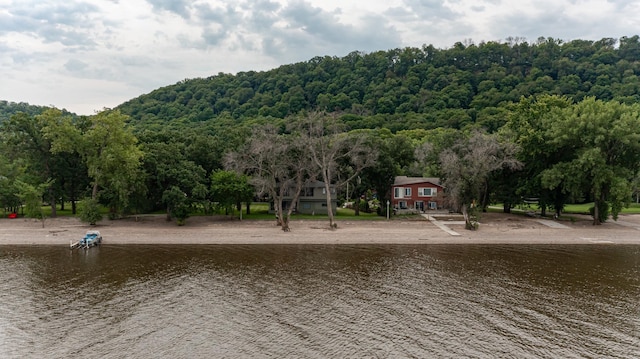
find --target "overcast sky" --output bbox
[1,0,639,115]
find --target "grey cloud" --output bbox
[146,0,192,19]
[201,27,227,47]
[64,59,89,73]
[119,56,154,68]
[485,6,625,44]
[1,1,102,49]
[10,1,100,28]
[267,1,400,57]
[400,0,458,21]
[195,3,241,25]
[171,0,399,60]
[193,3,244,46]
[245,0,283,32]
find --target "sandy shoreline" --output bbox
[2,212,640,246]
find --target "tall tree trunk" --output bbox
[462,204,478,230]
[49,188,57,218]
[92,181,99,200]
[323,181,336,229]
[593,200,600,225]
[462,204,471,230]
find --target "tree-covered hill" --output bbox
[0,101,51,124]
[118,36,640,132]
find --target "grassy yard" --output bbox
[490,202,640,215]
[227,202,388,221]
[32,201,395,221]
[562,202,640,214]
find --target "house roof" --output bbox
[393,176,442,187]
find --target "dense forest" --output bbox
[2,36,640,230]
[118,36,640,131]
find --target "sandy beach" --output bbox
[2,212,640,246]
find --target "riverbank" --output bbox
[1,212,640,246]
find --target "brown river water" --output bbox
[1,244,639,358]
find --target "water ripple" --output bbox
[1,244,638,358]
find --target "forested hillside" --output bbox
[2,36,640,229]
[118,36,640,132]
[0,101,51,124]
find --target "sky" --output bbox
[1,0,639,115]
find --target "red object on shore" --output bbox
[8,213,17,219]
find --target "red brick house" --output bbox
[391,176,444,213]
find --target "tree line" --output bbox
[117,36,640,133]
[2,95,639,230]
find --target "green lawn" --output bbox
[26,201,414,221]
[562,202,640,214]
[490,202,640,215]
[228,203,387,221]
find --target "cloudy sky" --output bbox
[1,0,639,115]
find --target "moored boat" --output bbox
[70,230,102,249]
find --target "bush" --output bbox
[78,198,103,225]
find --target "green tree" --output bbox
[209,170,254,217]
[140,139,207,219]
[542,98,640,224]
[78,197,103,225]
[502,95,574,216]
[44,109,143,216]
[16,180,50,227]
[355,129,415,216]
[162,186,190,226]
[2,109,72,217]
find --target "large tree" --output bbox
[209,169,254,217]
[355,129,415,216]
[542,97,640,224]
[502,95,574,216]
[1,109,74,217]
[226,124,312,231]
[296,112,377,229]
[439,130,522,230]
[44,109,143,216]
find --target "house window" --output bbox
[394,187,402,198]
[399,201,408,209]
[404,188,412,197]
[419,188,435,197]
[303,187,314,197]
[429,201,437,209]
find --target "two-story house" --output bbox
[391,176,444,213]
[270,181,338,215]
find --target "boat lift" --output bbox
[70,230,102,249]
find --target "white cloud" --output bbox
[0,0,638,114]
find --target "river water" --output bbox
[0,244,638,358]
